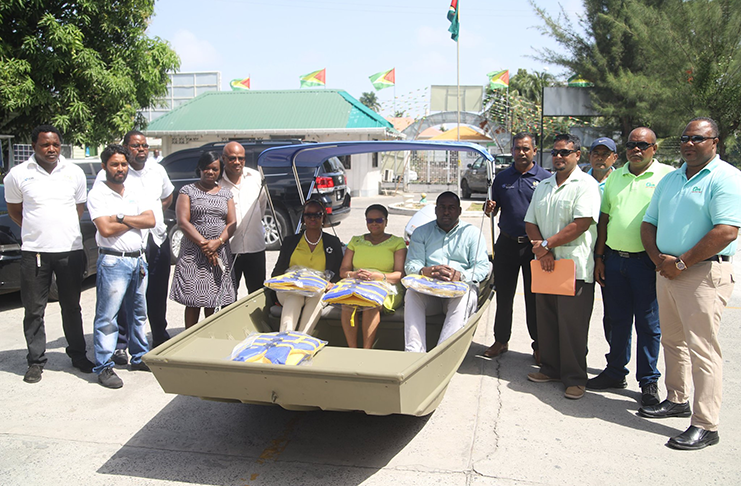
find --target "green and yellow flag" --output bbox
[299,69,326,88]
[447,0,459,41]
[369,68,395,90]
[230,77,250,90]
[488,70,509,90]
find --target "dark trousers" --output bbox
[493,234,538,349]
[233,251,266,295]
[536,280,594,387]
[20,250,87,366]
[117,234,171,349]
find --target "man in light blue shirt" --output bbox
[639,117,741,450]
[404,191,491,352]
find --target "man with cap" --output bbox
[588,127,674,406]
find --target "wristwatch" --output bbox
[116,213,125,224]
[675,259,687,271]
[541,240,550,252]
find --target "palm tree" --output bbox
[359,92,381,112]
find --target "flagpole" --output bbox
[456,18,461,196]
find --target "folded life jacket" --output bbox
[402,274,468,298]
[321,278,391,308]
[229,331,327,366]
[264,268,329,297]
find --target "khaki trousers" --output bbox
[656,261,734,431]
[277,292,325,334]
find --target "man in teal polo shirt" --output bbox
[639,117,741,450]
[524,133,601,400]
[588,127,674,407]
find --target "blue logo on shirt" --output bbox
[645,182,656,188]
[691,186,703,194]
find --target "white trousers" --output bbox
[277,291,325,334]
[404,288,477,353]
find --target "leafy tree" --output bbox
[0,0,180,145]
[531,0,741,158]
[359,91,381,112]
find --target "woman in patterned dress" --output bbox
[170,151,237,328]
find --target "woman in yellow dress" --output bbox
[338,204,406,348]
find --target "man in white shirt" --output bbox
[220,142,268,295]
[87,144,155,388]
[98,131,174,364]
[4,125,94,383]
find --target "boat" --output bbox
[144,140,496,416]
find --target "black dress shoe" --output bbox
[667,426,719,450]
[71,357,95,374]
[112,349,128,366]
[637,399,691,418]
[586,371,627,390]
[641,382,660,406]
[23,364,43,383]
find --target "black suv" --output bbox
[160,139,351,260]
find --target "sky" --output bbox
[147,0,584,118]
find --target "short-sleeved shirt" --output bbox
[220,168,268,254]
[3,155,87,252]
[347,234,406,273]
[94,161,174,246]
[87,182,152,253]
[643,156,741,256]
[601,160,674,252]
[524,168,601,282]
[491,163,552,237]
[289,237,326,272]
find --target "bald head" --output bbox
[222,142,246,182]
[626,127,657,172]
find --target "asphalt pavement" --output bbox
[1,194,740,485]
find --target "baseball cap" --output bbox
[589,137,617,153]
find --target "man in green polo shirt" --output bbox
[524,133,601,400]
[588,127,674,407]
[640,117,741,450]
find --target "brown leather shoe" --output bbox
[533,349,541,366]
[527,372,560,383]
[483,342,508,358]
[565,385,586,400]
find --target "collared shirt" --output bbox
[587,166,615,194]
[643,155,741,257]
[4,154,86,252]
[220,168,267,253]
[491,162,551,236]
[87,182,152,253]
[405,220,491,283]
[524,168,601,282]
[602,160,674,252]
[94,160,173,246]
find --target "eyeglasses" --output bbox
[626,141,654,150]
[303,212,323,219]
[226,156,246,162]
[680,135,716,144]
[550,149,577,157]
[128,143,149,149]
[366,217,385,224]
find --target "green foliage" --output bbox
[531,0,741,159]
[359,91,381,112]
[0,1,180,145]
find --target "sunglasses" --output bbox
[366,217,385,224]
[303,212,323,219]
[550,149,577,157]
[626,141,654,150]
[680,135,716,144]
[128,143,149,149]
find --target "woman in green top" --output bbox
[338,204,407,348]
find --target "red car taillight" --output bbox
[315,176,334,189]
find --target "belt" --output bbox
[99,248,144,258]
[609,249,647,259]
[705,255,732,263]
[500,230,529,244]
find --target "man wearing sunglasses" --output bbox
[220,142,268,296]
[97,130,175,365]
[639,118,741,450]
[481,133,550,364]
[588,128,673,408]
[523,133,601,400]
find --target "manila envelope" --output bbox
[530,259,576,296]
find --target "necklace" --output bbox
[304,231,321,246]
[196,181,215,192]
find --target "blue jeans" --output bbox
[93,254,149,373]
[603,250,661,386]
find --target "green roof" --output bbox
[146,89,394,133]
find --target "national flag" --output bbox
[447,0,459,42]
[230,77,250,90]
[567,74,594,87]
[369,68,395,90]
[487,70,509,90]
[299,68,326,88]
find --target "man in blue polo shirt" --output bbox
[482,133,550,363]
[639,117,741,450]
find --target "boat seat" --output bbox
[268,304,445,325]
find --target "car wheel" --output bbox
[169,225,184,265]
[461,179,472,199]
[263,209,290,251]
